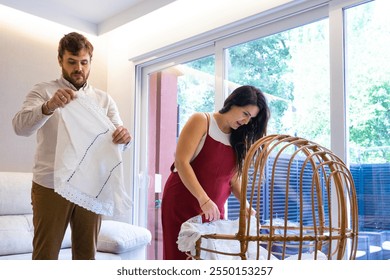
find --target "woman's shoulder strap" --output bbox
[203,112,210,131]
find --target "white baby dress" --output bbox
[53,92,130,216]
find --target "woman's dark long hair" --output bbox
[219,85,270,175]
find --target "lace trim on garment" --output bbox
[54,91,129,216]
[55,183,114,215]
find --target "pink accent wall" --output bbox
[147,72,178,259]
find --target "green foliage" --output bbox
[186,56,214,75]
[175,1,389,164]
[177,56,216,130]
[227,34,293,101]
[346,1,390,163]
[349,82,390,162]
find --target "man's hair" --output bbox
[58,32,94,60]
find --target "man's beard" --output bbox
[62,69,89,89]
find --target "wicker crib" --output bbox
[187,134,359,260]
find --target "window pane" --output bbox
[226,19,330,146]
[345,0,390,260]
[225,19,330,222]
[177,56,215,133]
[146,55,215,259]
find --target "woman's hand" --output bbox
[246,204,256,217]
[200,198,220,222]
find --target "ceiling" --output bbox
[0,0,177,34]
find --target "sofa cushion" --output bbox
[0,214,72,256]
[0,214,33,255]
[0,172,33,215]
[97,220,151,254]
[0,215,151,257]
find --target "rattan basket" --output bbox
[187,134,358,260]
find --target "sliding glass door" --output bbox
[134,0,389,260]
[145,56,215,260]
[345,0,390,260]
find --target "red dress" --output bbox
[161,115,236,260]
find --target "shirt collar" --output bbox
[59,76,89,91]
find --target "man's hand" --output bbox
[112,126,132,145]
[43,88,76,115]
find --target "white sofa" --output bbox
[0,172,151,260]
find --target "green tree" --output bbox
[349,82,390,162]
[227,34,294,134]
[177,56,216,130]
[227,34,293,100]
[225,21,330,145]
[346,1,390,163]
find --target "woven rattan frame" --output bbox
[188,134,359,260]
